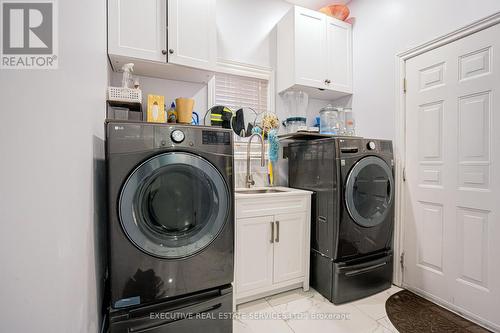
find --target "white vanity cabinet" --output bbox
[234,188,312,306]
[277,5,352,99]
[107,0,216,82]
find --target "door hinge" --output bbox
[403,78,407,94]
[400,252,405,268]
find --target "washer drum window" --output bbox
[345,156,394,228]
[119,152,230,259]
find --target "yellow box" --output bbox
[147,95,165,123]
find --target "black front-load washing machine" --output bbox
[105,121,234,332]
[289,137,394,304]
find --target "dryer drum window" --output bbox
[345,156,394,228]
[119,152,230,259]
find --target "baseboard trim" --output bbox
[403,285,499,332]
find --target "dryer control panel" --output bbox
[106,121,233,155]
[202,130,231,145]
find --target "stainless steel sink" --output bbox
[235,188,288,194]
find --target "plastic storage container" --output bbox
[319,105,340,134]
[282,117,307,133]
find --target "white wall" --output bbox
[0,0,108,332]
[349,0,500,140]
[217,0,290,68]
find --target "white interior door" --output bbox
[404,23,500,329]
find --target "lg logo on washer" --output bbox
[1,0,58,69]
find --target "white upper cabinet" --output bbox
[167,0,216,71]
[107,0,216,82]
[108,0,166,62]
[326,17,352,92]
[294,9,327,88]
[277,6,352,99]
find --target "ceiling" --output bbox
[284,0,350,10]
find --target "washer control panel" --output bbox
[171,129,185,143]
[367,141,376,150]
[202,130,231,145]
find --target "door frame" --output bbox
[393,12,500,288]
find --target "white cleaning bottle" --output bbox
[121,63,134,88]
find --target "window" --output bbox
[213,73,269,114]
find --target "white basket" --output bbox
[107,86,142,104]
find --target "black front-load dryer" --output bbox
[105,121,234,311]
[288,137,394,304]
[337,138,394,260]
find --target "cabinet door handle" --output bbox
[169,49,175,54]
[161,49,168,55]
[275,221,280,243]
[325,79,331,84]
[270,222,274,243]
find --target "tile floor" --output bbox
[233,285,402,333]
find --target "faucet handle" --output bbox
[246,174,255,187]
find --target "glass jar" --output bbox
[319,105,340,134]
[344,108,355,136]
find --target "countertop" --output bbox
[234,186,313,199]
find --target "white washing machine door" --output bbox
[345,156,394,228]
[119,152,230,259]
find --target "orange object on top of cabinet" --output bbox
[319,4,350,21]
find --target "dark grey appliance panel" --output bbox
[288,139,338,258]
[332,252,393,304]
[109,286,233,333]
[107,122,233,155]
[106,121,234,309]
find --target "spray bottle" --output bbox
[121,63,134,88]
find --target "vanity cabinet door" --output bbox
[236,216,274,294]
[273,212,306,283]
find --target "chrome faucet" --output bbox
[245,133,266,188]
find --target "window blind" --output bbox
[214,73,269,114]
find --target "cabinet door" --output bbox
[108,0,167,62]
[236,216,274,294]
[294,7,327,88]
[326,18,352,92]
[273,212,306,283]
[167,0,216,70]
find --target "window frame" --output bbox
[208,59,275,119]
